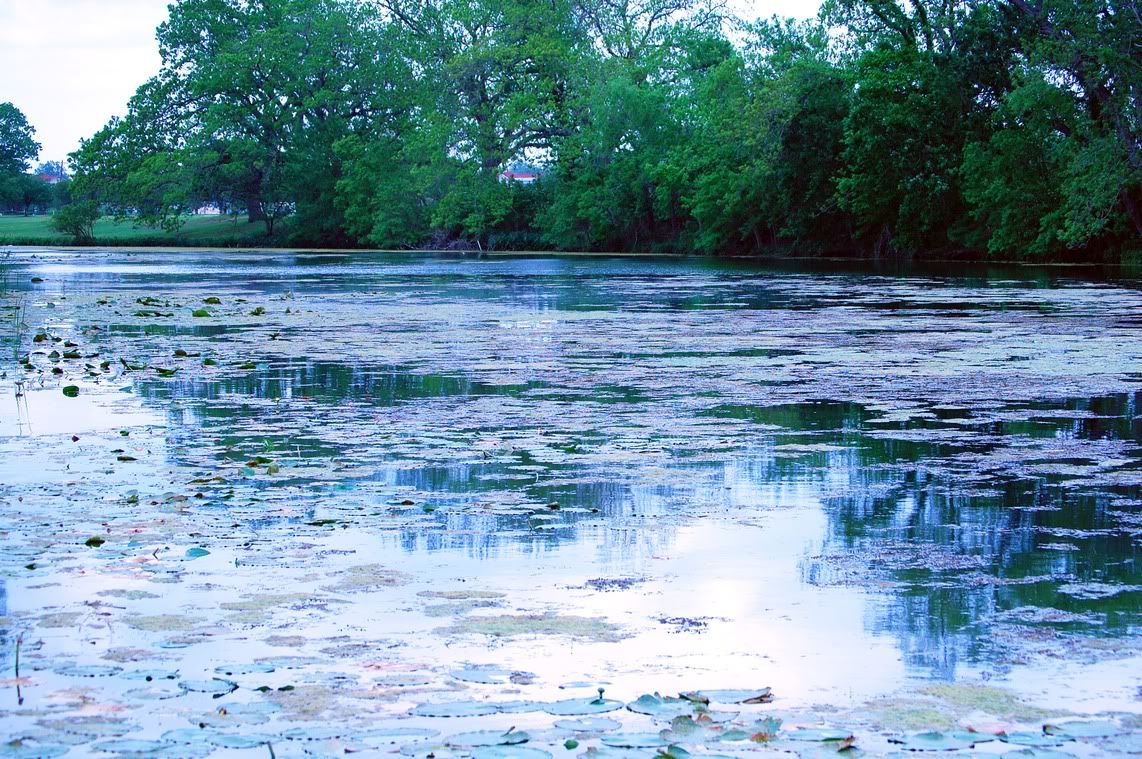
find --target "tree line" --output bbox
[0,104,71,217]
[59,0,1141,257]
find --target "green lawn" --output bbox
[0,214,268,246]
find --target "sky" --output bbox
[0,0,820,166]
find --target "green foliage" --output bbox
[0,172,53,215]
[64,0,1141,259]
[49,202,100,244]
[0,102,40,174]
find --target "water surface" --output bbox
[0,250,1139,755]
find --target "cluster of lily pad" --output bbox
[5,680,1137,759]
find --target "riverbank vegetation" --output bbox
[40,0,1142,258]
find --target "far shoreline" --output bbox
[2,243,1139,271]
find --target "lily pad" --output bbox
[213,662,275,676]
[446,729,530,747]
[410,700,503,718]
[1001,733,1067,747]
[1002,750,1079,759]
[123,683,186,701]
[162,729,214,745]
[91,740,176,753]
[470,749,552,759]
[204,733,273,749]
[494,700,548,713]
[1097,734,1142,753]
[0,739,70,758]
[544,697,624,716]
[787,729,856,742]
[684,688,773,704]
[450,666,515,684]
[899,732,980,751]
[553,717,622,732]
[360,727,440,740]
[1042,721,1123,738]
[178,678,238,696]
[281,726,357,741]
[122,669,180,681]
[54,664,123,677]
[626,693,694,719]
[40,718,138,737]
[602,733,671,748]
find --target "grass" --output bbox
[0,213,269,246]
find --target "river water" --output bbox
[0,250,1138,756]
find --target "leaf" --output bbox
[446,729,529,747]
[544,697,625,716]
[1001,733,1067,748]
[626,693,694,719]
[685,688,772,704]
[178,678,238,697]
[85,536,106,547]
[1042,721,1123,738]
[897,732,979,751]
[1001,750,1079,759]
[192,309,211,317]
[601,734,670,748]
[123,669,180,681]
[204,734,273,749]
[450,666,515,684]
[745,716,782,742]
[469,748,552,759]
[410,701,503,717]
[0,739,70,758]
[54,664,122,677]
[91,740,175,754]
[203,297,222,304]
[62,385,79,397]
[786,729,855,742]
[554,717,622,732]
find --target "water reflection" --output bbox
[3,251,1140,685]
[131,348,1140,678]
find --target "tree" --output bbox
[0,102,40,174]
[0,173,52,216]
[1003,0,1142,241]
[50,201,100,243]
[72,0,408,241]
[676,19,850,254]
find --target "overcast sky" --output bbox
[0,0,820,166]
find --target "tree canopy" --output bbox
[66,0,1142,258]
[0,102,51,216]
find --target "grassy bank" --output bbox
[0,214,268,247]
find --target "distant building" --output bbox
[35,161,68,184]
[498,162,546,184]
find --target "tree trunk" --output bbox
[246,199,267,224]
[1121,188,1142,237]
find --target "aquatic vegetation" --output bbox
[436,614,627,642]
[0,251,1138,756]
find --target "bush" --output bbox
[49,202,100,243]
